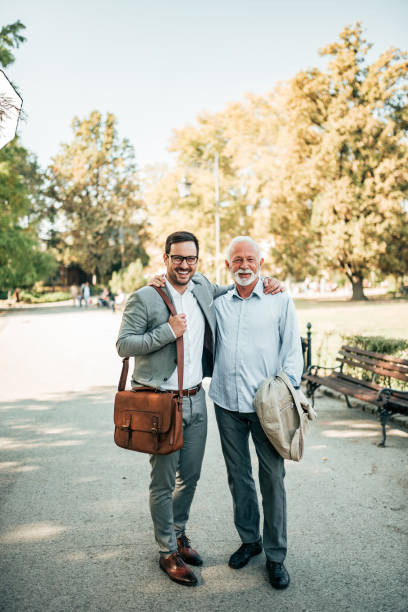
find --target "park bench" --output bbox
[303,345,408,447]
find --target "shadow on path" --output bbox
[0,387,407,611]
[0,304,118,318]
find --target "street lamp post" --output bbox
[119,226,125,269]
[213,152,221,284]
[178,153,221,283]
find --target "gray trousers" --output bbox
[149,387,207,556]
[215,405,287,563]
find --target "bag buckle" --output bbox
[151,416,159,434]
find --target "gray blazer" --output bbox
[116,273,229,389]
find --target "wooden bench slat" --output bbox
[304,373,408,409]
[304,373,379,402]
[386,397,408,409]
[335,356,408,383]
[337,373,381,391]
[389,390,408,401]
[338,350,408,376]
[341,345,408,367]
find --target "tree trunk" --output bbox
[350,275,367,300]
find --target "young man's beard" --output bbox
[168,266,194,286]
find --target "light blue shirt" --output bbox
[209,278,304,413]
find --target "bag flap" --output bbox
[129,411,164,433]
[114,390,174,432]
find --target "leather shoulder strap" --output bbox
[152,286,176,316]
[118,357,129,391]
[117,286,184,398]
[152,286,184,400]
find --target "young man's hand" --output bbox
[263,277,285,295]
[169,314,187,337]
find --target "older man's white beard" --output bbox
[231,268,259,287]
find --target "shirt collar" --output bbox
[165,277,193,298]
[232,277,263,300]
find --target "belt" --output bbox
[172,383,202,397]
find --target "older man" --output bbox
[209,236,303,589]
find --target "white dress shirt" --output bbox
[209,279,303,413]
[161,278,205,390]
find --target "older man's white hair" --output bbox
[226,236,261,262]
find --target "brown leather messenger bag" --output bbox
[113,286,184,455]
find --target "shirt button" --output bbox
[163,377,168,381]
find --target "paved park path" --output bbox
[0,304,407,612]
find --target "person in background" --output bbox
[70,283,79,306]
[97,287,110,308]
[83,281,91,307]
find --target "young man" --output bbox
[209,236,303,590]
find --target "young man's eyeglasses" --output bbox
[167,255,198,265]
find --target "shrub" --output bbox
[19,291,71,304]
[341,334,408,390]
[342,335,408,356]
[109,259,147,294]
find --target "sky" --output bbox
[3,0,408,170]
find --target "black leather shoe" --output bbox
[228,541,263,569]
[177,533,203,566]
[266,560,290,589]
[159,552,198,586]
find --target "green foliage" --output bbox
[341,334,408,389]
[145,96,279,279]
[109,259,146,294]
[0,20,26,69]
[46,111,148,281]
[342,335,408,356]
[19,290,70,304]
[146,24,408,296]
[0,25,57,291]
[266,23,408,299]
[0,139,57,290]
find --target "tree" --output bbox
[0,20,25,123]
[0,21,57,291]
[0,20,26,69]
[145,97,281,280]
[263,23,408,299]
[46,111,148,282]
[0,139,57,290]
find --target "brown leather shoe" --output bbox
[159,552,198,586]
[177,533,203,566]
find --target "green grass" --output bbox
[295,298,408,368]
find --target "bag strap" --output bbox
[152,286,184,404]
[118,358,129,391]
[275,371,304,421]
[117,286,184,404]
[275,371,305,461]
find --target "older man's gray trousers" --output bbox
[215,405,287,563]
[149,387,207,556]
